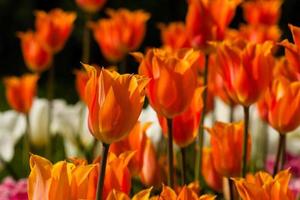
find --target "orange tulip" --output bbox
[239,24,281,44]
[133,48,199,118]
[106,188,152,200]
[242,0,282,26]
[98,151,135,199]
[18,31,52,72]
[234,170,295,200]
[84,64,148,144]
[207,121,251,177]
[4,74,39,114]
[208,54,235,106]
[35,9,76,53]
[74,69,89,102]
[28,154,97,200]
[158,86,204,147]
[215,40,275,106]
[261,76,300,133]
[185,0,241,48]
[159,22,190,49]
[151,185,216,200]
[110,122,163,186]
[202,148,223,192]
[279,24,300,77]
[76,0,106,13]
[90,9,150,62]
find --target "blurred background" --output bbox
[0,0,300,109]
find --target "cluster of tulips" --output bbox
[2,0,300,199]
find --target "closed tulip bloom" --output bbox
[76,0,106,13]
[84,64,148,144]
[202,148,223,192]
[215,40,275,106]
[208,121,251,177]
[133,48,199,118]
[18,31,52,72]
[242,0,282,26]
[234,170,295,200]
[159,22,190,49]
[186,0,241,48]
[158,86,204,147]
[4,74,39,114]
[280,24,300,77]
[263,76,300,133]
[90,9,150,62]
[35,9,76,53]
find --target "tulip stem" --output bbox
[241,106,249,177]
[280,134,286,170]
[195,53,209,184]
[180,147,187,185]
[96,142,110,200]
[228,178,235,200]
[82,13,92,63]
[273,133,286,176]
[46,64,54,159]
[229,104,234,122]
[167,118,175,188]
[23,114,31,173]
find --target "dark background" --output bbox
[0,0,299,109]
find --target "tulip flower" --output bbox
[4,74,39,114]
[76,0,107,13]
[234,170,295,200]
[28,154,97,200]
[151,185,216,200]
[110,122,163,186]
[280,24,300,77]
[207,121,251,178]
[90,9,150,62]
[28,152,134,200]
[133,48,199,187]
[239,24,281,44]
[185,0,241,49]
[158,86,204,147]
[202,148,223,192]
[35,9,76,53]
[159,22,190,49]
[0,177,27,200]
[106,188,152,200]
[133,48,199,118]
[263,77,300,134]
[84,64,148,144]
[17,31,52,73]
[242,0,282,26]
[83,63,147,199]
[215,40,274,107]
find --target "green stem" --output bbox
[24,114,31,166]
[195,53,209,184]
[82,13,92,63]
[96,143,110,200]
[228,178,235,200]
[273,133,285,176]
[280,134,286,170]
[0,156,18,179]
[229,104,234,122]
[167,118,174,188]
[180,147,186,185]
[46,64,54,159]
[241,106,249,177]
